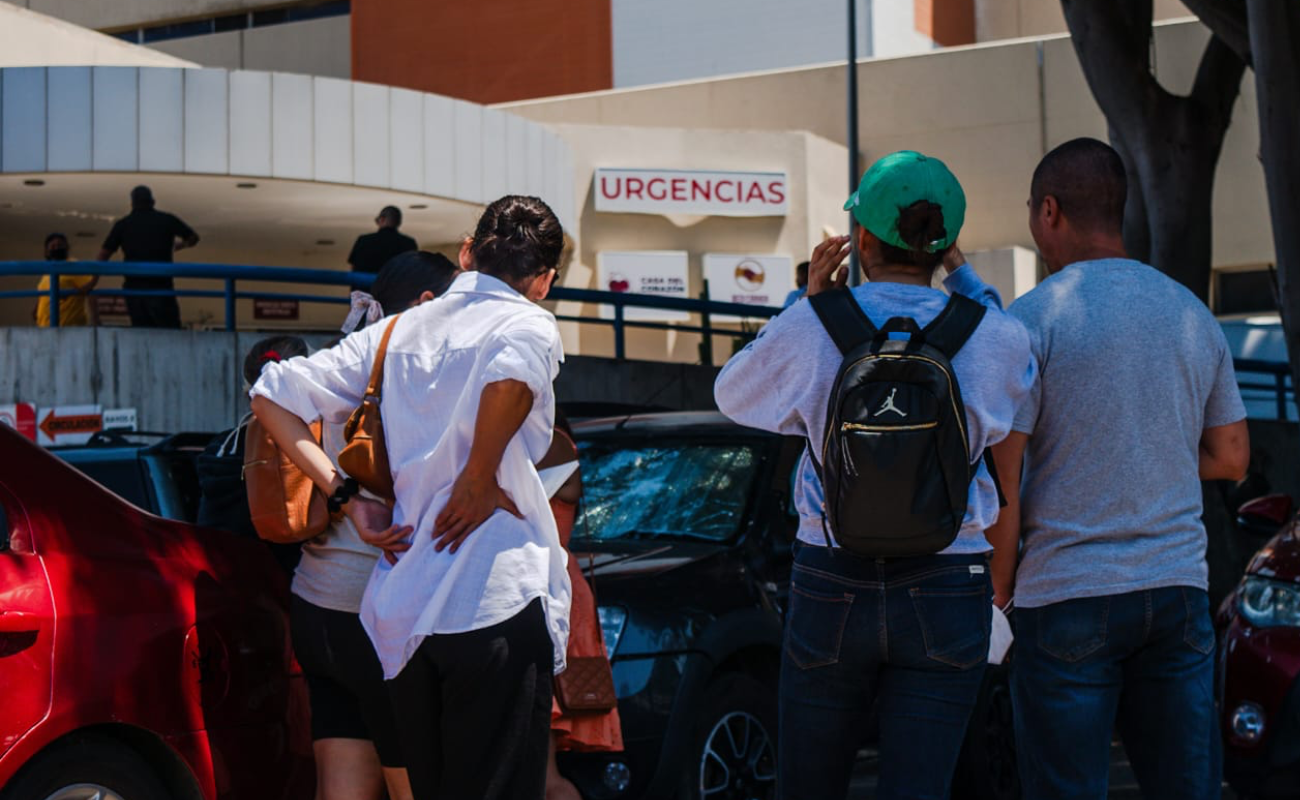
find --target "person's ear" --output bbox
[1041,195,1061,228]
[458,238,474,271]
[525,269,557,302]
[410,290,436,307]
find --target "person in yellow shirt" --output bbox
[35,233,98,327]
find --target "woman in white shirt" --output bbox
[251,196,570,800]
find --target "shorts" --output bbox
[290,594,403,767]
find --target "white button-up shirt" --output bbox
[251,271,570,679]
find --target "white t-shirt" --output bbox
[252,271,571,679]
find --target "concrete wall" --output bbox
[501,19,1273,271]
[0,3,195,68]
[975,0,1191,42]
[2,0,280,31]
[0,327,725,433]
[147,16,350,78]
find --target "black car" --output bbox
[51,430,212,521]
[557,412,1017,800]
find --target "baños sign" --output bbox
[594,168,788,217]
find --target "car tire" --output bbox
[677,672,779,800]
[0,734,171,800]
[953,664,1020,800]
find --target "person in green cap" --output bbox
[714,150,1036,799]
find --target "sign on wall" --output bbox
[0,403,36,441]
[254,298,300,321]
[596,251,691,322]
[704,254,795,322]
[32,405,138,446]
[594,168,788,217]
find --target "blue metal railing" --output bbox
[0,261,781,363]
[1234,357,1295,422]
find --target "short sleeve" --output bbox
[1012,370,1042,435]
[250,326,379,424]
[170,214,197,241]
[102,220,124,254]
[1205,333,1247,428]
[481,315,563,397]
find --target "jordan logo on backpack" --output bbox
[873,388,907,418]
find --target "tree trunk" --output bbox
[1246,0,1300,418]
[1060,1,1245,301]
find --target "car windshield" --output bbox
[574,439,760,542]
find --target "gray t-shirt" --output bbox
[1009,258,1246,608]
[715,265,1036,553]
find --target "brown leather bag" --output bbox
[244,417,330,544]
[339,314,401,502]
[555,655,618,713]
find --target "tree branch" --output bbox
[1191,34,1248,136]
[1180,0,1252,67]
[1060,0,1161,138]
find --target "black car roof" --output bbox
[572,410,774,438]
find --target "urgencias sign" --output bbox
[594,168,788,217]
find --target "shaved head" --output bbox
[1031,138,1127,235]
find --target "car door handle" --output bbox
[0,611,39,632]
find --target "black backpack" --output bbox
[808,289,999,557]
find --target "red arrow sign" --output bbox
[38,410,102,441]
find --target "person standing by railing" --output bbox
[97,185,199,329]
[348,206,418,275]
[34,232,97,327]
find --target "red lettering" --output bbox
[768,180,786,205]
[600,176,622,199]
[671,178,687,201]
[691,180,711,202]
[745,181,767,203]
[626,177,645,199]
[716,180,734,202]
[647,178,668,201]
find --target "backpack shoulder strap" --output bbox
[809,289,878,355]
[921,294,987,360]
[364,313,402,402]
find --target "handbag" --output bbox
[339,314,401,502]
[555,552,618,713]
[244,417,330,544]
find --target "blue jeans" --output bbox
[779,544,991,800]
[1011,587,1221,800]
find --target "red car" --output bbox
[1217,493,1300,799]
[0,425,312,800]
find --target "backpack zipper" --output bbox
[841,421,939,432]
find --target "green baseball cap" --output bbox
[843,150,966,253]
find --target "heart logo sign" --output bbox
[609,274,631,293]
[734,259,766,292]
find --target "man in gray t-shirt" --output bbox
[993,139,1249,800]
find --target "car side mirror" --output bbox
[1237,494,1294,538]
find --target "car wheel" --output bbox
[679,672,778,800]
[0,735,171,800]
[953,665,1020,800]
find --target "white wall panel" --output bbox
[525,123,544,198]
[541,129,560,210]
[481,107,507,202]
[352,83,389,187]
[423,93,455,198]
[271,72,313,180]
[138,68,183,172]
[92,67,138,171]
[452,100,482,203]
[228,70,271,176]
[505,113,529,195]
[184,69,228,174]
[2,68,46,173]
[556,144,576,233]
[313,77,353,184]
[389,88,424,193]
[46,67,91,172]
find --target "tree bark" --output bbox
[1060,1,1246,301]
[1246,0,1300,418]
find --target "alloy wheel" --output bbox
[699,711,777,799]
[43,785,126,800]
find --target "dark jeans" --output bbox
[386,598,553,800]
[779,544,991,800]
[1011,587,1221,800]
[125,295,181,328]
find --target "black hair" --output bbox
[45,232,68,247]
[243,335,309,386]
[877,201,947,270]
[469,195,564,285]
[379,205,402,226]
[131,185,155,210]
[795,261,809,276]
[371,250,460,315]
[1030,137,1127,234]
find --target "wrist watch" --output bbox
[327,477,360,516]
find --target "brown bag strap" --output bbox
[364,314,402,401]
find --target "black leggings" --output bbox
[385,598,553,800]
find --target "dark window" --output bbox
[575,440,760,542]
[58,451,153,512]
[286,0,351,21]
[0,500,9,552]
[214,13,250,32]
[1217,270,1276,316]
[110,29,142,44]
[251,8,289,26]
[142,19,215,42]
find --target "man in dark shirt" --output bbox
[97,185,200,329]
[348,206,417,274]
